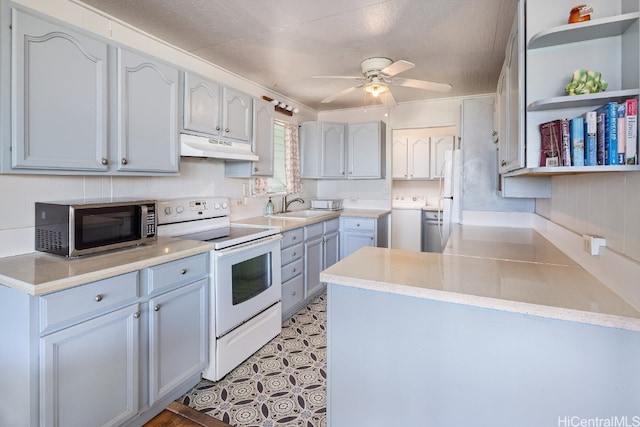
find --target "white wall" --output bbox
[536,172,640,263]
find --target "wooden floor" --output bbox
[144,402,232,427]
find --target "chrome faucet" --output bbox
[282,193,304,212]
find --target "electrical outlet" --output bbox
[349,196,358,203]
[583,234,606,256]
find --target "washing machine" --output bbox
[391,195,425,251]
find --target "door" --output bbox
[40,304,140,427]
[304,236,324,298]
[324,231,340,269]
[183,72,221,136]
[148,279,208,405]
[11,10,109,171]
[252,98,274,176]
[320,123,346,178]
[430,135,455,179]
[348,122,381,178]
[213,235,282,337]
[117,48,179,173]
[222,87,252,142]
[504,8,525,172]
[392,138,408,179]
[341,231,375,259]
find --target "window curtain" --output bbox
[253,121,300,195]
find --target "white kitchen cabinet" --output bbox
[302,218,341,301]
[116,47,180,173]
[225,97,274,177]
[222,87,253,143]
[347,121,386,179]
[4,8,180,175]
[300,121,347,178]
[9,8,109,172]
[393,134,453,180]
[0,254,208,427]
[280,228,305,319]
[183,72,221,136]
[339,215,389,259]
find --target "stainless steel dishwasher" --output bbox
[421,210,442,253]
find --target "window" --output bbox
[267,122,286,193]
[253,120,301,195]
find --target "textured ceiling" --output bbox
[78,0,517,111]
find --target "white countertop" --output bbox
[0,237,214,296]
[320,226,640,332]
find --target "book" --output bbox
[626,98,638,165]
[560,118,571,166]
[617,103,626,165]
[596,111,605,165]
[569,117,585,166]
[594,102,618,165]
[539,120,561,167]
[584,111,597,166]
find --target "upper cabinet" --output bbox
[497,0,640,177]
[182,72,253,143]
[3,8,180,175]
[301,121,385,179]
[116,48,179,173]
[392,132,454,180]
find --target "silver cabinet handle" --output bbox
[121,158,128,165]
[293,252,297,257]
[292,268,297,273]
[292,236,297,240]
[254,166,259,172]
[501,160,507,167]
[154,304,160,312]
[95,294,103,302]
[225,128,230,133]
[180,269,187,275]
[215,126,221,131]
[133,312,140,319]
[101,158,108,165]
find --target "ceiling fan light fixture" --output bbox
[364,82,388,97]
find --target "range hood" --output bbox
[180,133,259,161]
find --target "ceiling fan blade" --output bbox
[321,84,363,103]
[393,77,452,92]
[381,60,414,77]
[380,90,397,109]
[313,75,364,80]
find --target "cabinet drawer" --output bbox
[281,242,303,266]
[304,223,323,240]
[146,254,208,295]
[40,271,139,334]
[281,258,303,283]
[342,217,375,232]
[324,218,340,233]
[281,228,304,248]
[282,274,304,314]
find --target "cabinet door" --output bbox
[11,10,109,171]
[504,10,525,172]
[341,231,375,259]
[252,98,274,176]
[148,279,207,405]
[183,72,221,136]
[117,48,179,173]
[348,122,381,178]
[324,231,340,269]
[222,87,252,142]
[408,137,430,179]
[304,237,324,298]
[392,138,408,179]
[430,135,455,179]
[497,64,509,173]
[40,304,140,427]
[320,122,346,178]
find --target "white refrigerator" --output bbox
[439,149,461,249]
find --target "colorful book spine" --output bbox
[560,118,571,166]
[617,103,626,165]
[596,111,606,165]
[594,102,618,165]
[584,111,597,166]
[539,120,561,167]
[626,98,638,165]
[569,117,585,166]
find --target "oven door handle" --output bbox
[214,234,282,257]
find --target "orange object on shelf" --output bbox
[568,4,593,23]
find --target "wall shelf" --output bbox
[527,12,639,50]
[506,165,640,177]
[527,89,640,111]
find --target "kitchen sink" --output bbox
[265,210,333,220]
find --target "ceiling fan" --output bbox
[313,57,452,109]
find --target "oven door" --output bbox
[212,234,282,337]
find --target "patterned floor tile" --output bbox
[180,293,327,427]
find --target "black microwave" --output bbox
[35,199,157,257]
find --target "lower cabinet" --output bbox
[281,227,305,319]
[340,215,389,259]
[3,253,209,427]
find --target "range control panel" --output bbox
[157,197,230,224]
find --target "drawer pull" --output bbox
[154,304,161,312]
[357,223,360,227]
[180,269,187,275]
[292,291,296,296]
[133,312,140,319]
[293,252,297,257]
[292,236,297,240]
[95,294,103,302]
[292,268,297,273]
